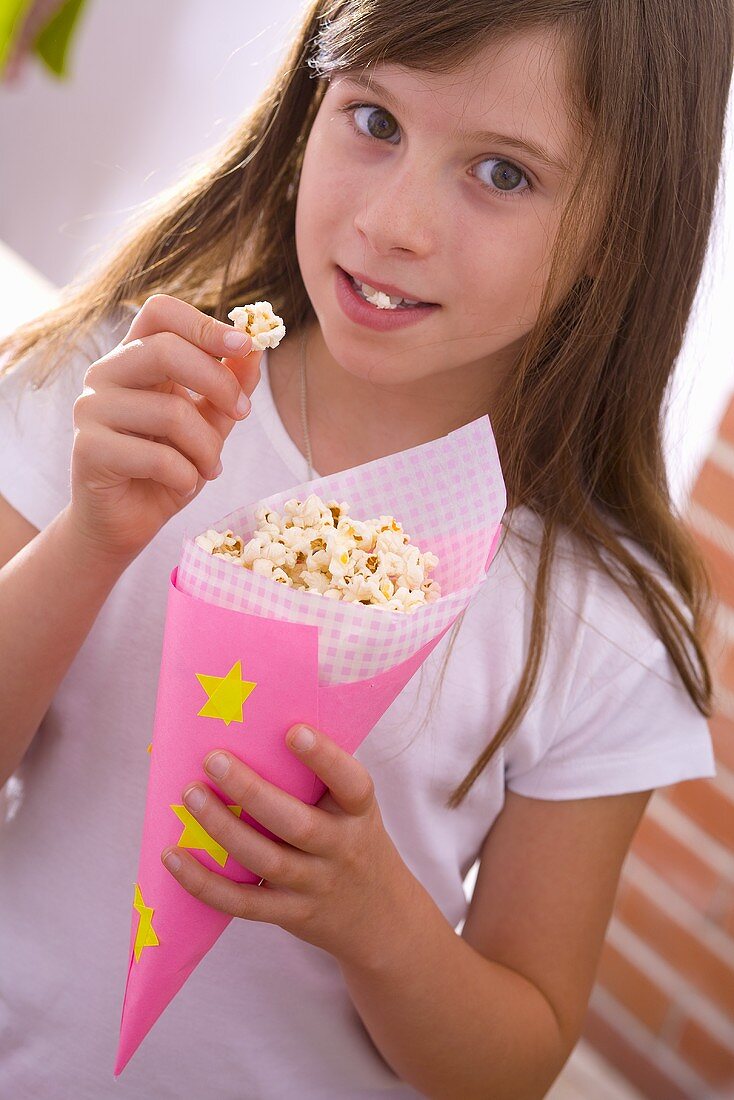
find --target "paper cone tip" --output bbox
[112,1055,128,1077]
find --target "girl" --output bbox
[0,1,730,1096]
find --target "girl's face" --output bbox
[294,28,583,398]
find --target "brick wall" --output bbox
[581,397,734,1098]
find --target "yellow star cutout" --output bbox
[195,660,257,726]
[132,883,159,962]
[170,803,244,867]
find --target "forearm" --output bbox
[337,881,571,1100]
[0,504,131,786]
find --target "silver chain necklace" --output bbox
[299,327,315,480]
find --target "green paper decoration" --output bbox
[0,0,89,80]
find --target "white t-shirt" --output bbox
[0,307,716,1099]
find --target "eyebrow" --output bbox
[337,72,570,175]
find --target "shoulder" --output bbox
[0,304,137,425]
[1,303,136,394]
[501,504,685,684]
[0,304,137,531]
[500,508,715,799]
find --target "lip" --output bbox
[340,266,438,306]
[335,266,440,332]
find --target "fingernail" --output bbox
[205,751,230,778]
[291,725,315,751]
[236,391,251,418]
[211,459,223,479]
[183,785,206,811]
[223,329,251,353]
[162,849,182,872]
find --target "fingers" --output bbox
[75,423,203,499]
[179,783,307,889]
[200,751,335,857]
[81,293,266,494]
[77,387,230,483]
[91,331,250,426]
[122,293,252,360]
[161,845,300,926]
[286,727,376,818]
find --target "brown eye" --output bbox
[489,160,524,191]
[353,105,399,142]
[473,157,532,200]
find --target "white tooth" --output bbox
[352,276,406,309]
[353,276,423,307]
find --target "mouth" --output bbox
[338,267,438,310]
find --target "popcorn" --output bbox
[228,301,286,351]
[194,492,442,613]
[194,528,244,558]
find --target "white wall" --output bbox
[1,0,732,507]
[0,0,300,284]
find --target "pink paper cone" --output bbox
[115,415,506,1074]
[114,562,477,1076]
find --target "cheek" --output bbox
[295,142,354,262]
[459,213,556,329]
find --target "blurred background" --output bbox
[1,3,733,1097]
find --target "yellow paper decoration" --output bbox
[195,660,256,726]
[170,803,244,867]
[132,883,159,962]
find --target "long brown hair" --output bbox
[2,1,731,808]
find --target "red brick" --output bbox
[630,815,721,911]
[713,638,734,686]
[614,880,734,1017]
[718,398,734,450]
[582,1003,694,1100]
[691,460,734,530]
[676,1017,734,1089]
[595,941,672,1034]
[709,711,734,774]
[716,883,734,939]
[687,528,734,610]
[720,645,734,695]
[667,779,734,855]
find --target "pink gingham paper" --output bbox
[177,414,506,683]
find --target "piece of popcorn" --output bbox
[378,576,395,600]
[328,537,355,580]
[241,533,270,565]
[300,569,331,594]
[338,516,374,549]
[403,590,426,612]
[194,530,220,554]
[257,541,289,568]
[421,579,440,602]
[252,557,275,578]
[195,527,236,554]
[228,302,286,351]
[206,530,243,556]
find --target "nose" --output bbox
[353,163,436,258]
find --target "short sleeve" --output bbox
[505,547,717,800]
[0,309,133,531]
